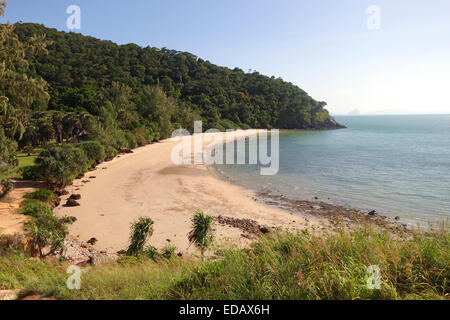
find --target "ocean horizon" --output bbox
[214,114,450,226]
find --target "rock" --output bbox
[89,176,96,179]
[395,216,400,221]
[69,194,81,200]
[119,148,133,154]
[368,210,377,216]
[81,180,90,183]
[177,252,183,257]
[166,239,171,243]
[55,189,69,196]
[314,196,319,200]
[87,237,98,245]
[117,250,126,255]
[312,205,323,210]
[76,173,85,179]
[64,198,80,207]
[260,226,270,234]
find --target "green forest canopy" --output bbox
[13,23,343,132]
[1,18,344,186]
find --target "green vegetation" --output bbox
[188,210,214,261]
[35,144,89,187]
[0,1,343,192]
[76,141,106,166]
[24,189,55,202]
[0,226,447,300]
[20,198,72,257]
[126,217,154,256]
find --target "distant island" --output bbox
[348,109,361,115]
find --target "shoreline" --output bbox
[55,130,324,258]
[54,130,408,260]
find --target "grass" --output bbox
[16,153,39,169]
[0,225,448,300]
[24,189,55,202]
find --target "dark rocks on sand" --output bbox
[395,216,400,221]
[87,237,98,245]
[55,189,69,196]
[64,198,80,207]
[76,173,85,179]
[368,210,377,216]
[69,194,81,200]
[260,227,270,234]
[119,148,134,154]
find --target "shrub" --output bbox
[162,245,177,259]
[35,144,90,186]
[20,199,54,218]
[104,146,118,161]
[144,245,160,260]
[20,198,71,257]
[126,217,154,256]
[132,127,148,146]
[125,132,138,149]
[25,211,68,257]
[76,141,106,165]
[188,210,214,261]
[19,166,40,180]
[25,189,55,202]
[112,129,129,150]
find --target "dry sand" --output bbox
[55,130,322,257]
[0,181,41,236]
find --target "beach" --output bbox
[55,130,322,256]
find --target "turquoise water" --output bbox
[214,115,450,225]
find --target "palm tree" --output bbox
[188,210,214,261]
[127,217,154,256]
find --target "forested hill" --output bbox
[14,23,343,131]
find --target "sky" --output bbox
[3,0,450,115]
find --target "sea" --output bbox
[213,114,450,226]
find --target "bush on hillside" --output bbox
[35,144,89,187]
[77,141,106,165]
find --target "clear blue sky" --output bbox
[3,0,450,114]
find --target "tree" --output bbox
[77,140,105,166]
[35,144,89,187]
[0,127,17,197]
[127,217,154,256]
[188,210,214,261]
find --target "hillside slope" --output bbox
[14,23,343,130]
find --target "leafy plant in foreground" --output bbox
[188,210,214,261]
[126,217,154,256]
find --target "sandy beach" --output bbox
[55,130,322,257]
